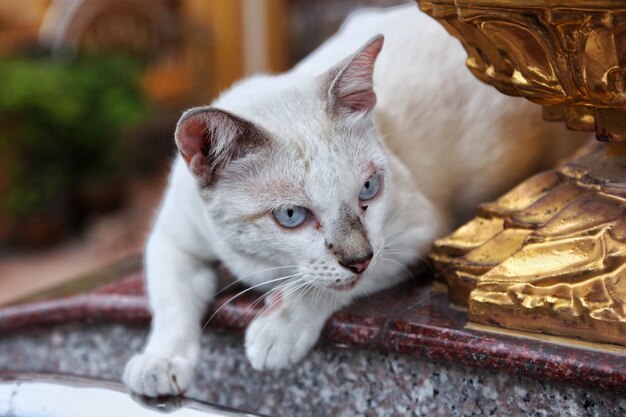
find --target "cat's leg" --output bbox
[245,286,350,370]
[123,231,216,396]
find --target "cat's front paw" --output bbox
[245,314,322,371]
[123,353,194,397]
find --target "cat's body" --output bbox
[124,5,586,396]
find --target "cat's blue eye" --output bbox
[272,206,310,228]
[359,173,382,201]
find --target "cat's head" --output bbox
[175,35,396,292]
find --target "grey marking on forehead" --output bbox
[337,203,363,230]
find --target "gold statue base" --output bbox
[431,142,626,346]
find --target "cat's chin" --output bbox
[326,275,362,292]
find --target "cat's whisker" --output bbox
[215,265,298,296]
[291,278,315,306]
[245,278,302,320]
[266,279,308,310]
[382,224,425,245]
[382,203,407,228]
[238,292,270,322]
[316,279,341,310]
[381,249,416,256]
[319,281,331,308]
[300,280,317,303]
[382,211,403,232]
[379,256,416,281]
[380,252,426,270]
[381,249,436,276]
[381,235,408,246]
[355,284,370,300]
[252,278,310,320]
[260,277,307,308]
[381,231,411,247]
[312,286,320,306]
[380,236,409,251]
[291,285,307,306]
[202,272,304,331]
[228,278,307,326]
[315,284,324,305]
[331,287,341,310]
[379,245,418,260]
[241,277,300,320]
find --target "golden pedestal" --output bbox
[418,0,626,346]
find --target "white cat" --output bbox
[123,5,586,396]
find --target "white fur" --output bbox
[124,5,587,396]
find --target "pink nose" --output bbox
[350,259,370,274]
[339,253,373,274]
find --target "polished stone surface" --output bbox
[1,323,625,417]
[0,269,625,394]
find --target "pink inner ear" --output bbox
[177,115,208,165]
[338,86,376,112]
[333,35,384,113]
[175,110,225,184]
[174,107,264,185]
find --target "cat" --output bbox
[123,4,587,396]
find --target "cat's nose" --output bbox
[339,252,373,274]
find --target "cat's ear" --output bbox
[175,107,266,186]
[328,34,384,116]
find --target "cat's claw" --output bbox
[245,314,321,370]
[123,353,194,397]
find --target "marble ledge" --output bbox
[0,269,625,393]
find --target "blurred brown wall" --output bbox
[0,0,50,53]
[287,0,408,64]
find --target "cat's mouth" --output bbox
[327,275,362,291]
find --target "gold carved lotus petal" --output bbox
[419,0,626,140]
[430,143,626,346]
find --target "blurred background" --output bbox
[0,0,406,304]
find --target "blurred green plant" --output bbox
[0,54,148,219]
